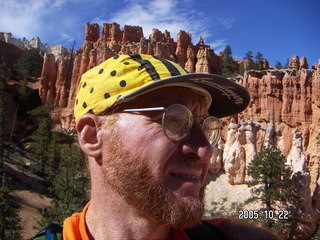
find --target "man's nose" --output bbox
[180,123,213,163]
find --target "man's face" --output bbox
[101,87,213,229]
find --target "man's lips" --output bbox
[165,168,205,197]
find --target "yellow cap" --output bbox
[74,54,250,121]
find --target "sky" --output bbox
[0,0,319,67]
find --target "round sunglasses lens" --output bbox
[202,117,222,146]
[163,104,193,141]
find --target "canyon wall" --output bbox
[35,22,319,239]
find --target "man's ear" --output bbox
[76,114,103,159]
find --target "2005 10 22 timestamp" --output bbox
[238,210,289,220]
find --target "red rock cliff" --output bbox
[39,25,319,149]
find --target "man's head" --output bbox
[75,54,250,229]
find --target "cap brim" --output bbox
[121,73,250,118]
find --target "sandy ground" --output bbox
[204,174,261,217]
[10,190,51,240]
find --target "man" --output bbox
[64,54,280,239]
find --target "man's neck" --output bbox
[85,189,170,240]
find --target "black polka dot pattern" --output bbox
[119,80,126,87]
[110,70,116,76]
[74,54,195,122]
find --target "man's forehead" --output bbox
[120,87,208,109]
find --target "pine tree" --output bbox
[12,48,43,80]
[284,59,290,69]
[244,51,254,61]
[275,61,283,69]
[0,59,21,239]
[28,100,55,177]
[52,144,88,220]
[246,144,293,228]
[26,104,89,226]
[255,52,265,70]
[244,51,255,70]
[39,136,89,224]
[255,52,264,62]
[0,186,21,240]
[8,78,32,145]
[0,57,6,239]
[0,60,5,186]
[222,45,236,77]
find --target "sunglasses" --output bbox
[122,104,222,147]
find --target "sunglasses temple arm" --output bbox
[122,107,166,113]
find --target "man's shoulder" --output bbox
[62,202,90,239]
[64,212,82,227]
[63,212,81,226]
[62,212,83,240]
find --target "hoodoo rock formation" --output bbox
[33,23,319,239]
[40,53,56,103]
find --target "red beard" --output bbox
[103,128,205,229]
